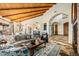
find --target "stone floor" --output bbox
[48,35,76,56]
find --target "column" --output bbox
[71,3,78,54]
[10,22,14,35]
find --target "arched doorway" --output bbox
[55,24,58,35]
[52,22,58,35]
[49,13,68,36]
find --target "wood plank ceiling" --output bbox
[0,3,55,22]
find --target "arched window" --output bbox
[44,23,47,30]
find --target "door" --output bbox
[64,22,69,36]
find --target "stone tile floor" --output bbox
[48,35,77,56]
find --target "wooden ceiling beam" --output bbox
[0,5,53,10]
[1,7,51,16]
[14,12,44,22]
[3,9,48,17]
[5,10,47,20]
[10,10,46,21]
[0,6,52,11]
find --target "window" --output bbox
[44,23,47,30]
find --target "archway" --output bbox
[49,13,68,36]
[51,22,58,35]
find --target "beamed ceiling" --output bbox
[0,3,56,22]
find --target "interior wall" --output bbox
[44,4,71,36]
[0,16,11,25]
[21,16,44,35]
[58,23,64,35]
